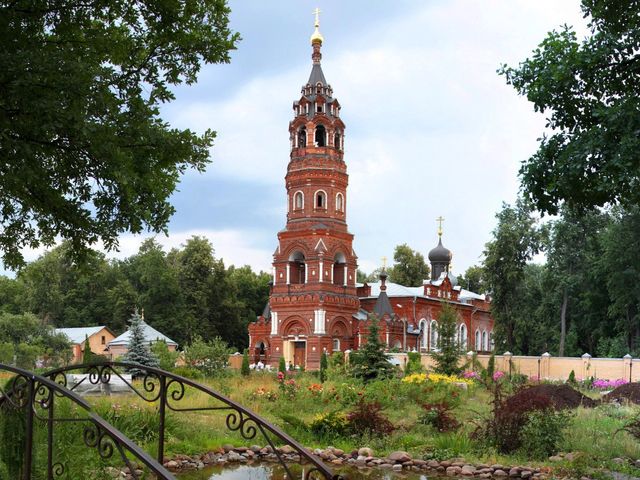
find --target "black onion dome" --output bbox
[428,238,452,262]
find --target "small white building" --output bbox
[105,321,178,359]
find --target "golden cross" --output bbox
[381,256,387,269]
[436,216,445,237]
[313,7,321,27]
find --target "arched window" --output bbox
[288,251,306,285]
[332,338,340,351]
[294,191,304,210]
[333,252,346,285]
[458,324,467,348]
[298,127,306,147]
[334,131,341,150]
[419,319,428,350]
[482,331,488,351]
[490,332,495,351]
[475,330,481,351]
[430,320,438,351]
[315,190,326,209]
[336,193,344,212]
[315,125,326,147]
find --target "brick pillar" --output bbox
[582,353,592,380]
[541,352,551,379]
[624,354,633,382]
[503,351,513,377]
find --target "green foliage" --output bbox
[309,411,348,437]
[457,265,487,294]
[319,351,328,383]
[486,354,496,380]
[351,316,395,382]
[0,343,13,364]
[183,335,232,377]
[122,312,159,377]
[0,1,239,269]
[520,409,572,459]
[150,340,180,371]
[568,370,576,385]
[0,400,25,478]
[241,349,250,377]
[388,244,430,287]
[278,356,286,375]
[499,2,640,214]
[431,304,462,376]
[405,351,423,375]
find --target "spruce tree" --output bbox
[319,351,328,383]
[432,303,462,376]
[278,356,286,375]
[352,315,394,382]
[122,311,159,378]
[241,349,250,377]
[82,335,98,373]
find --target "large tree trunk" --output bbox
[559,287,568,357]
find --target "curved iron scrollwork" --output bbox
[0,363,175,480]
[44,361,339,480]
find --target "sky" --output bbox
[12,0,590,277]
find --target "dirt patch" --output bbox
[604,382,640,404]
[507,384,597,409]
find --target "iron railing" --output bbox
[44,362,338,480]
[0,363,174,480]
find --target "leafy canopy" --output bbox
[0,1,239,268]
[500,0,640,214]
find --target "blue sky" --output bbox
[19,1,589,277]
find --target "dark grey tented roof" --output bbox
[262,302,271,320]
[308,63,327,86]
[373,291,394,318]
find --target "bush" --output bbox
[309,411,348,437]
[419,401,460,432]
[278,356,286,374]
[183,336,231,377]
[568,370,576,384]
[346,399,394,437]
[431,304,462,376]
[319,351,328,383]
[519,409,572,459]
[172,366,204,380]
[151,340,180,371]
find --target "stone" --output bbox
[413,459,427,466]
[521,471,532,479]
[548,456,563,462]
[234,446,248,453]
[356,456,367,466]
[279,445,295,455]
[612,458,626,465]
[479,474,492,479]
[446,466,462,476]
[491,464,504,470]
[509,467,521,476]
[331,459,343,466]
[388,451,411,463]
[165,461,178,470]
[358,447,374,457]
[427,460,440,468]
[222,444,234,453]
[332,448,344,456]
[392,464,403,472]
[250,445,262,453]
[440,461,452,468]
[380,464,393,469]
[452,462,465,467]
[461,465,476,476]
[494,470,508,477]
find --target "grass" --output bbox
[3,370,640,478]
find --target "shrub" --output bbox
[351,316,395,382]
[431,303,462,376]
[309,411,348,437]
[405,351,423,375]
[568,370,576,384]
[183,336,231,377]
[151,340,180,371]
[277,372,299,399]
[519,409,572,459]
[241,349,250,377]
[346,399,394,437]
[419,401,460,432]
[172,366,204,380]
[278,356,286,375]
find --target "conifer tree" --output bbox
[319,351,328,383]
[352,315,394,382]
[122,311,159,378]
[278,356,286,375]
[432,303,462,376]
[241,349,250,377]
[82,335,96,364]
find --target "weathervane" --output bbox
[436,216,445,238]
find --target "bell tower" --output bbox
[267,11,360,370]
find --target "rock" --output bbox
[452,462,465,467]
[613,458,626,465]
[358,447,374,457]
[440,461,452,468]
[380,463,393,469]
[427,460,440,468]
[165,460,178,470]
[491,464,504,470]
[392,464,403,472]
[388,451,411,463]
[446,466,462,476]
[413,459,427,466]
[509,467,521,476]
[521,471,532,479]
[461,465,476,476]
[234,446,248,453]
[356,456,367,466]
[495,470,508,477]
[250,445,261,453]
[331,459,343,466]
[332,448,344,456]
[436,466,446,473]
[279,445,295,455]
[222,444,234,453]
[548,456,563,462]
[479,474,492,479]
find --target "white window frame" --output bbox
[293,191,304,210]
[314,189,327,209]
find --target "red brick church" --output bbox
[248,16,494,370]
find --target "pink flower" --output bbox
[463,371,480,379]
[493,371,505,381]
[277,371,285,382]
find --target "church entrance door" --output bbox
[293,341,306,367]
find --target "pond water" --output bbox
[178,463,430,480]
